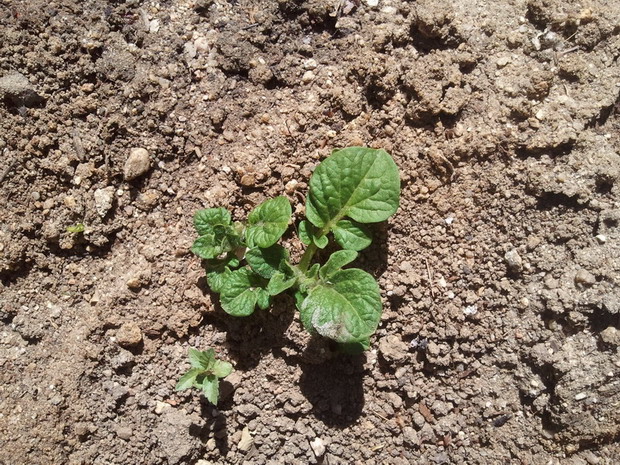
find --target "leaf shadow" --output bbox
[298,339,366,428]
[189,400,229,455]
[196,275,296,370]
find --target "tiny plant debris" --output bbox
[191,147,400,352]
[176,348,233,405]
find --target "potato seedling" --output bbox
[176,348,233,405]
[191,147,400,351]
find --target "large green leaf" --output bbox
[189,348,215,369]
[267,271,296,296]
[245,196,292,248]
[212,360,233,378]
[201,375,220,405]
[191,225,240,260]
[300,268,382,343]
[175,368,202,391]
[319,250,358,280]
[194,208,232,235]
[332,220,372,251]
[306,147,400,229]
[245,245,289,279]
[220,268,270,316]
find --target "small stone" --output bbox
[0,72,44,107]
[310,437,325,457]
[595,234,607,244]
[600,327,620,346]
[94,187,115,218]
[124,148,151,180]
[496,56,511,68]
[237,427,253,452]
[504,249,523,272]
[240,174,255,187]
[301,71,315,83]
[116,322,143,347]
[126,277,141,289]
[574,392,588,401]
[378,335,409,363]
[155,401,172,414]
[116,426,132,440]
[574,269,596,287]
[403,426,419,447]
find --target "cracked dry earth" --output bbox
[1,0,619,464]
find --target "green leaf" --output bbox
[313,234,328,249]
[332,220,372,251]
[306,147,400,229]
[294,290,307,311]
[338,337,370,354]
[319,250,358,280]
[246,245,289,279]
[307,264,320,279]
[298,220,313,245]
[245,196,292,248]
[201,375,220,405]
[220,268,269,316]
[267,271,296,296]
[191,225,241,260]
[205,254,239,293]
[194,208,231,235]
[207,270,228,293]
[299,268,382,343]
[175,367,202,391]
[189,348,215,369]
[212,360,233,378]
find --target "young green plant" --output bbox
[191,147,400,351]
[176,348,233,405]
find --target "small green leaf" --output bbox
[307,264,320,279]
[313,234,328,249]
[299,268,382,343]
[212,360,233,378]
[201,375,220,405]
[246,245,289,279]
[245,196,292,248]
[175,368,202,391]
[319,250,358,280]
[189,348,215,369]
[194,208,231,235]
[256,289,271,310]
[294,290,307,310]
[220,268,269,316]
[332,220,372,251]
[298,220,313,245]
[191,225,241,260]
[306,147,400,228]
[66,223,85,234]
[267,271,296,296]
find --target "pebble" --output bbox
[240,173,256,187]
[378,335,409,363]
[116,322,143,347]
[504,249,523,272]
[124,148,151,180]
[94,187,115,218]
[600,327,619,346]
[0,72,43,107]
[115,426,133,440]
[595,234,607,244]
[402,426,419,447]
[237,427,253,452]
[155,401,171,414]
[301,71,315,83]
[574,392,588,401]
[574,269,596,287]
[310,438,325,457]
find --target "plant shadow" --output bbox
[196,276,296,370]
[298,338,366,427]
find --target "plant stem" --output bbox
[298,242,317,273]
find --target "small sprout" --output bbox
[176,348,233,405]
[190,147,401,350]
[66,223,85,234]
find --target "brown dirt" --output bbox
[1,0,619,464]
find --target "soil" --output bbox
[1,0,619,464]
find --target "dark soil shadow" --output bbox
[196,276,296,370]
[298,340,366,427]
[194,400,229,455]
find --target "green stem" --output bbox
[298,242,317,273]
